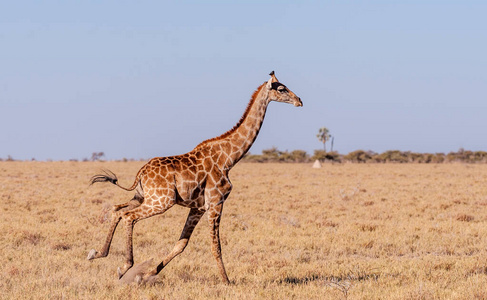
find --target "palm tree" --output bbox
[317,127,330,151]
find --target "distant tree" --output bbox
[344,150,373,163]
[91,152,105,161]
[290,150,309,162]
[278,150,292,162]
[312,149,328,161]
[316,127,331,151]
[242,148,309,163]
[376,150,408,163]
[324,151,341,163]
[261,147,281,162]
[433,153,446,163]
[312,149,341,163]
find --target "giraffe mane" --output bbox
[194,82,266,149]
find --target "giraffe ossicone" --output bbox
[87,71,302,284]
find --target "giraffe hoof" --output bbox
[119,259,154,284]
[117,267,124,280]
[135,274,143,284]
[132,272,157,285]
[87,249,97,260]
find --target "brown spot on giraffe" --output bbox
[87,71,302,284]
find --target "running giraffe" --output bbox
[87,71,303,284]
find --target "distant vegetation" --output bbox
[2,148,487,163]
[242,147,487,164]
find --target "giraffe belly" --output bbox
[175,182,205,209]
[176,196,205,209]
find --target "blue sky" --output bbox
[1,1,486,160]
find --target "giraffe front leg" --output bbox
[208,203,230,284]
[133,208,206,284]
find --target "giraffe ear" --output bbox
[266,71,278,89]
[266,76,273,90]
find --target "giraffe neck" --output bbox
[194,83,270,169]
[225,83,269,164]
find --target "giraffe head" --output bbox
[265,71,303,107]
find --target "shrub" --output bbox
[261,147,281,162]
[242,148,309,163]
[290,150,309,162]
[311,150,341,163]
[343,150,373,163]
[311,150,327,161]
[376,150,409,163]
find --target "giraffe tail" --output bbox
[90,169,139,191]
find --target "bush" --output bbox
[242,148,310,163]
[343,150,373,163]
[261,147,281,162]
[311,150,327,161]
[311,150,341,163]
[290,150,309,162]
[376,150,409,163]
[446,149,487,163]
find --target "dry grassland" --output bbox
[1,161,487,299]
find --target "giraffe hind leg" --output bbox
[125,208,205,284]
[117,198,175,279]
[113,192,144,211]
[87,194,143,260]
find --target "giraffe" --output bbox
[87,71,303,284]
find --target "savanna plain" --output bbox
[1,161,487,299]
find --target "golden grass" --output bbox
[1,161,487,299]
